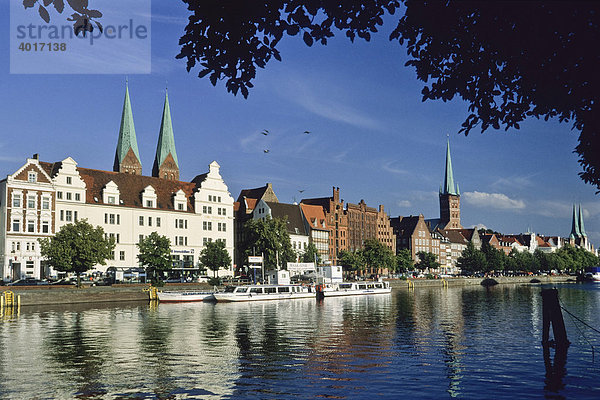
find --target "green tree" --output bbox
[240,217,295,270]
[38,219,115,287]
[137,232,172,285]
[200,240,232,278]
[361,238,395,276]
[396,249,414,273]
[337,249,363,276]
[457,242,486,275]
[481,241,506,273]
[302,242,320,264]
[415,251,440,272]
[177,1,600,190]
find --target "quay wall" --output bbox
[0,276,574,307]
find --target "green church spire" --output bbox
[570,204,580,239]
[152,90,180,180]
[442,139,458,196]
[114,84,142,174]
[579,204,587,237]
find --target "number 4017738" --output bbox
[18,42,67,51]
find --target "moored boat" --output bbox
[316,280,391,298]
[213,284,314,302]
[158,290,216,303]
[584,266,600,282]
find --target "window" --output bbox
[108,251,115,261]
[27,195,36,208]
[139,216,144,226]
[66,192,72,200]
[27,220,35,233]
[12,219,20,232]
[208,206,212,214]
[75,193,81,201]
[218,223,227,232]
[65,210,72,222]
[109,214,115,225]
[208,195,212,202]
[203,221,212,231]
[117,214,120,225]
[104,213,108,224]
[178,203,184,210]
[203,206,207,213]
[108,196,115,204]
[57,191,63,199]
[12,194,21,208]
[139,235,144,243]
[42,197,50,210]
[146,200,153,208]
[66,177,72,185]
[156,217,161,227]
[74,211,78,222]
[148,217,152,227]
[120,251,125,261]
[28,172,37,183]
[60,210,64,221]
[218,196,221,202]
[42,221,49,233]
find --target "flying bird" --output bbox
[304,130,310,134]
[298,189,305,193]
[261,129,269,135]
[264,149,270,153]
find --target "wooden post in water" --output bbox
[541,288,569,347]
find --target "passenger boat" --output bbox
[584,267,600,282]
[316,280,391,298]
[157,290,216,303]
[212,284,314,302]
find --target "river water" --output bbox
[1,283,600,399]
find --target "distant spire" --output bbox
[152,90,179,180]
[579,204,587,237]
[442,139,458,195]
[114,84,142,174]
[570,204,580,239]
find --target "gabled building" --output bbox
[299,203,330,264]
[0,86,235,281]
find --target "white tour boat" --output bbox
[585,267,600,282]
[316,280,391,298]
[158,290,216,303]
[212,284,314,302]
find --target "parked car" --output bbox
[8,278,50,286]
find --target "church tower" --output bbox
[114,84,142,174]
[570,204,589,249]
[439,139,462,229]
[152,90,179,180]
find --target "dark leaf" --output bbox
[303,31,313,47]
[23,0,36,9]
[53,0,64,13]
[197,68,211,79]
[66,0,85,13]
[87,9,102,18]
[38,5,50,23]
[43,0,52,6]
[95,20,102,33]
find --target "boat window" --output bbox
[367,284,375,289]
[224,286,236,293]
[235,287,249,293]
[339,283,352,289]
[250,287,263,294]
[264,287,276,294]
[358,284,367,290]
[278,287,290,293]
[375,283,382,288]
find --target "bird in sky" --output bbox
[304,130,310,134]
[264,149,270,153]
[261,129,269,135]
[298,189,305,193]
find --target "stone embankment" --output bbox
[0,276,574,307]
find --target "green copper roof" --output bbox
[114,85,141,170]
[570,204,581,238]
[153,91,179,169]
[579,204,587,237]
[441,139,458,196]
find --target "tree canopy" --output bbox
[415,251,440,272]
[137,232,172,285]
[240,217,295,270]
[38,219,114,287]
[177,1,600,190]
[301,242,320,264]
[200,240,232,278]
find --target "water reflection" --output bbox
[1,285,600,399]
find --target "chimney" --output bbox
[32,153,39,160]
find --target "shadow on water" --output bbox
[544,344,568,394]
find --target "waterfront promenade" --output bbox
[0,275,573,306]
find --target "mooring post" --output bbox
[541,288,569,346]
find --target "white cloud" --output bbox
[397,200,411,208]
[463,191,526,210]
[382,161,408,176]
[491,174,537,190]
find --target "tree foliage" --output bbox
[457,242,486,275]
[22,0,104,36]
[362,238,396,274]
[177,1,600,190]
[38,219,114,287]
[200,240,232,278]
[337,249,364,274]
[415,251,440,272]
[137,232,172,284]
[396,248,413,273]
[301,242,320,264]
[240,217,295,270]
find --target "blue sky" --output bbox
[1,1,598,247]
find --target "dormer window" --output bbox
[142,185,157,209]
[103,181,121,205]
[66,177,72,185]
[146,200,154,208]
[173,189,187,211]
[108,196,116,204]
[28,172,37,183]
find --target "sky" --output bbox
[1,1,598,247]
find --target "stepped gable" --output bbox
[266,202,306,235]
[237,183,278,204]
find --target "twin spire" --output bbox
[113,84,179,180]
[441,139,459,196]
[570,204,587,239]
